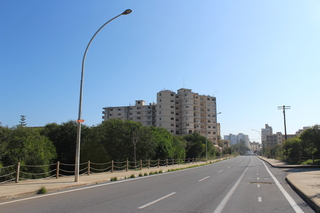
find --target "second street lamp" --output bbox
[75,9,132,182]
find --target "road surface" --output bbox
[0,156,314,212]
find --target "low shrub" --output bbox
[37,186,47,194]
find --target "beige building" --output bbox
[102,100,156,126]
[102,88,219,143]
[250,141,261,153]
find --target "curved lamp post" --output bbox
[75,9,132,182]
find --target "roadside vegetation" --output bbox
[0,117,222,179]
[263,124,320,165]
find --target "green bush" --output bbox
[144,172,148,176]
[110,177,118,181]
[159,170,163,173]
[130,174,135,178]
[139,173,143,177]
[37,186,47,194]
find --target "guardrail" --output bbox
[0,156,226,184]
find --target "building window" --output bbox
[176,119,179,121]
[171,112,174,114]
[137,112,141,114]
[171,124,174,127]
[171,117,174,120]
[137,107,141,109]
[176,113,179,115]
[109,114,113,116]
[171,100,174,102]
[137,101,141,104]
[171,106,174,108]
[118,113,121,116]
[171,93,174,96]
[189,130,192,134]
[176,125,179,127]
[110,109,113,111]
[176,131,180,134]
[118,108,121,111]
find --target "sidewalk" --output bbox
[0,160,215,201]
[259,156,320,212]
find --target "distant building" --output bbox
[237,133,250,148]
[102,88,219,143]
[224,133,249,147]
[250,141,260,153]
[261,124,272,143]
[295,126,310,135]
[102,100,157,127]
[224,134,237,145]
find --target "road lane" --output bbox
[0,156,314,213]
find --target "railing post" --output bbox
[166,159,168,167]
[172,158,174,166]
[140,159,142,170]
[15,162,20,183]
[56,161,60,179]
[111,160,114,173]
[157,159,160,168]
[148,159,150,169]
[126,160,129,172]
[87,160,90,175]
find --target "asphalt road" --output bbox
[0,156,315,213]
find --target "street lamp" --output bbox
[75,9,132,182]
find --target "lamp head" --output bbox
[122,9,132,15]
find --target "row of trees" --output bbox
[263,124,320,164]
[0,119,221,168]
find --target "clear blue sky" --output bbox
[1,0,319,142]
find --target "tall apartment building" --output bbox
[102,100,157,126]
[261,124,273,143]
[102,88,219,143]
[224,133,250,147]
[223,134,237,145]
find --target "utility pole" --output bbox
[278,105,290,141]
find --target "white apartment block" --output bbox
[223,134,237,145]
[102,88,219,143]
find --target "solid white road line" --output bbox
[199,176,210,182]
[213,158,252,213]
[138,192,176,209]
[218,170,223,173]
[258,197,262,202]
[260,160,304,213]
[227,166,231,168]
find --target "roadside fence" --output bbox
[0,156,225,184]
